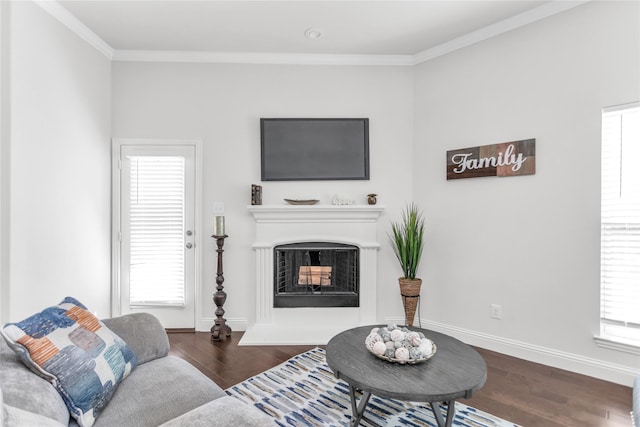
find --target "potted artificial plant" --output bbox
[390,203,425,327]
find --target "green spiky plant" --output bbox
[390,203,425,279]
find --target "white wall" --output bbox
[111,62,414,331]
[0,1,9,322]
[413,1,639,384]
[3,1,112,321]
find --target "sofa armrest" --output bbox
[2,402,66,427]
[102,313,170,365]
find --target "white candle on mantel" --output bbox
[214,216,225,236]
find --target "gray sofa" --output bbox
[0,313,273,426]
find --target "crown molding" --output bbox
[34,0,113,59]
[36,0,590,67]
[412,0,591,65]
[112,50,414,66]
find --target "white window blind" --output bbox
[600,103,640,345]
[129,156,186,306]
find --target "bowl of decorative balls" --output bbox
[364,323,436,365]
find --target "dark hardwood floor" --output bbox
[168,331,633,427]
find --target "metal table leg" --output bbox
[347,384,372,426]
[430,400,456,427]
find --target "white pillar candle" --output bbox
[214,216,225,236]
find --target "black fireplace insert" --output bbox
[273,242,359,308]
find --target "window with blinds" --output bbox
[600,103,640,346]
[128,156,186,306]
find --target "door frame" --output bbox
[111,138,203,327]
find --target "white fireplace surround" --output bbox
[239,204,385,345]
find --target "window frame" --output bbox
[595,102,640,355]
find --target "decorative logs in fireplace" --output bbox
[298,266,332,286]
[274,242,359,308]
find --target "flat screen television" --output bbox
[260,118,370,181]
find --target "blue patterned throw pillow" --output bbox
[1,297,137,427]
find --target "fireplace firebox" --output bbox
[274,242,359,308]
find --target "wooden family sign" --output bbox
[446,138,536,180]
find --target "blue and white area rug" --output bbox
[226,347,520,427]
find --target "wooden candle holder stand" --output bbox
[211,235,232,341]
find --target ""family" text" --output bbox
[450,143,527,174]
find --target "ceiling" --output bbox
[55,0,571,59]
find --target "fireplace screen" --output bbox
[274,242,359,307]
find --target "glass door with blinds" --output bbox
[114,142,197,329]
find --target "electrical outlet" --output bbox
[490,304,502,320]
[212,202,225,214]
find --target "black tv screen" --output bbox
[260,118,370,181]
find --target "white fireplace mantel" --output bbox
[248,204,385,221]
[240,204,385,345]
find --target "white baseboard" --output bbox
[385,317,637,387]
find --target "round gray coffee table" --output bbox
[326,325,487,427]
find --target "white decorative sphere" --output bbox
[365,332,382,351]
[395,347,410,360]
[372,341,387,356]
[407,332,422,347]
[419,339,434,357]
[390,329,405,342]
